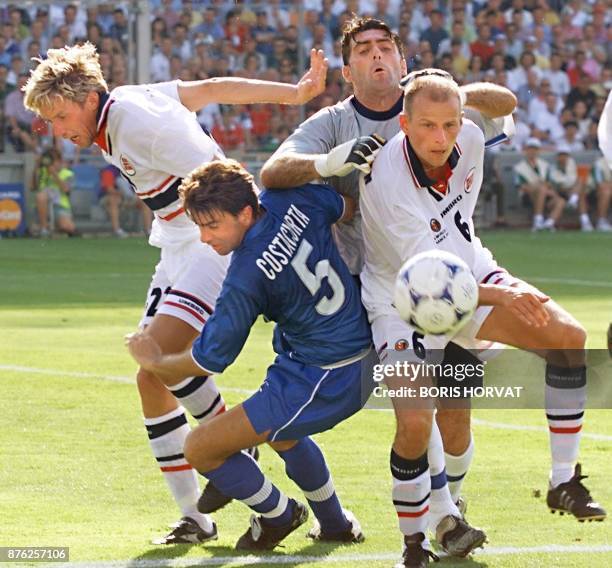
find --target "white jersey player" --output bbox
[360,69,605,566]
[262,17,501,556]
[23,41,328,545]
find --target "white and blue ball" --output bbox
[394,250,478,335]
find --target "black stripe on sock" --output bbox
[146,413,188,440]
[171,376,208,399]
[193,393,222,421]
[546,411,584,421]
[156,453,185,463]
[393,492,431,508]
[447,472,467,482]
[390,449,428,481]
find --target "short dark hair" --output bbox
[180,159,259,221]
[341,15,404,65]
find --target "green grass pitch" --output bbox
[0,231,610,567]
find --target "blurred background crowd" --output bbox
[0,0,610,236]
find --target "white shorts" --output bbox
[371,258,521,364]
[139,239,230,331]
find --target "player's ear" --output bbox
[85,90,99,111]
[399,112,409,135]
[341,65,352,84]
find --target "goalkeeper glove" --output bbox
[314,134,386,178]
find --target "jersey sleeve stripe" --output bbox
[141,179,181,210]
[138,174,177,197]
[159,206,185,221]
[484,132,509,148]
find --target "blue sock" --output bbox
[204,451,292,527]
[278,437,349,533]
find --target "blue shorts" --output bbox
[243,351,375,442]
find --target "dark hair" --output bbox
[341,15,404,65]
[180,159,259,220]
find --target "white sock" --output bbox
[445,435,474,503]
[145,407,213,531]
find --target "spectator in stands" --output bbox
[587,156,612,232]
[151,16,168,50]
[0,63,13,106]
[464,54,484,83]
[252,10,276,60]
[532,92,565,148]
[567,72,597,113]
[560,120,585,152]
[211,108,246,151]
[549,144,582,228]
[32,147,78,237]
[109,8,129,52]
[63,4,87,43]
[470,23,496,67]
[5,74,37,153]
[150,36,173,82]
[544,52,571,98]
[508,51,542,93]
[7,55,23,87]
[23,19,49,56]
[99,165,152,238]
[514,137,563,231]
[503,23,524,61]
[192,7,224,43]
[224,9,249,53]
[573,99,593,140]
[420,9,448,56]
[449,38,469,79]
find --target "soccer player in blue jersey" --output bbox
[126,159,374,550]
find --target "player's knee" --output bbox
[136,367,167,394]
[557,320,587,351]
[395,411,431,455]
[184,425,215,471]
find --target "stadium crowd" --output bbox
[0,0,611,232]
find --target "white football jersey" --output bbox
[360,116,513,317]
[94,81,224,248]
[598,89,612,169]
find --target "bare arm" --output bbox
[260,152,322,188]
[177,49,328,112]
[461,82,517,118]
[125,332,209,385]
[478,284,549,328]
[339,195,356,223]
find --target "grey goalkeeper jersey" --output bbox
[272,96,507,274]
[272,95,404,274]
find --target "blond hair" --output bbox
[402,69,461,116]
[22,42,108,113]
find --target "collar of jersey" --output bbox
[403,135,460,189]
[94,91,114,153]
[350,94,403,121]
[240,207,271,245]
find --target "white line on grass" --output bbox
[472,417,612,441]
[3,364,611,441]
[0,364,253,395]
[44,544,612,568]
[524,276,612,288]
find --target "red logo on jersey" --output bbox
[430,218,441,232]
[120,154,136,176]
[395,339,409,351]
[464,167,475,193]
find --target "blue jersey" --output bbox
[191,183,371,373]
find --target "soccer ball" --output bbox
[394,250,478,335]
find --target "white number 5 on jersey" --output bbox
[291,239,345,316]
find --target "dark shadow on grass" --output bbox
[127,538,353,567]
